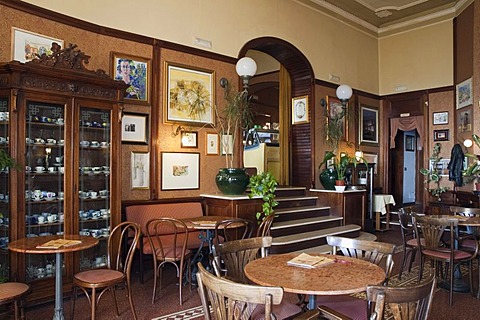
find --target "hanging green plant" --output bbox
[248,172,279,221]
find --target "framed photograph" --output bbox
[363,153,378,174]
[121,113,148,144]
[405,135,415,151]
[433,129,449,141]
[291,95,309,124]
[161,152,200,190]
[181,131,198,148]
[456,78,472,109]
[432,111,448,125]
[206,133,219,155]
[429,158,450,176]
[359,105,379,145]
[131,152,150,189]
[12,27,64,63]
[165,62,214,126]
[111,52,150,103]
[221,134,234,155]
[326,96,347,141]
[457,106,472,133]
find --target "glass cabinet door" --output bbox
[78,107,111,270]
[0,97,9,282]
[25,101,65,281]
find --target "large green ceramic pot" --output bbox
[320,168,338,190]
[215,168,250,195]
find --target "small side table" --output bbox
[373,194,395,231]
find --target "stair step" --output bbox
[275,186,307,197]
[275,196,318,209]
[272,215,343,230]
[274,205,330,221]
[271,215,343,237]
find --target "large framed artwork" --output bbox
[111,52,150,103]
[165,62,214,126]
[326,96,347,141]
[131,152,150,189]
[161,152,200,190]
[121,113,148,144]
[456,78,472,109]
[291,95,309,124]
[359,105,379,145]
[12,27,64,63]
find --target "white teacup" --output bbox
[35,166,45,173]
[91,141,100,147]
[46,138,56,144]
[88,191,98,199]
[0,137,6,144]
[100,141,109,148]
[48,167,56,173]
[37,216,45,224]
[35,138,45,144]
[80,141,90,147]
[59,167,65,174]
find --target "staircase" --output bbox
[269,186,370,254]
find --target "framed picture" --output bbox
[359,105,379,145]
[165,62,214,126]
[161,152,200,190]
[291,95,309,124]
[457,106,472,133]
[429,158,450,176]
[362,153,378,174]
[221,134,233,155]
[131,152,150,189]
[432,111,448,125]
[206,133,219,155]
[405,135,415,151]
[456,78,472,109]
[121,113,148,144]
[181,131,198,148]
[433,129,449,141]
[325,96,347,141]
[111,52,150,103]
[12,27,64,63]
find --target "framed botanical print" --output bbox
[206,133,219,155]
[161,152,200,190]
[165,62,214,126]
[111,52,150,103]
[181,131,198,148]
[359,105,379,145]
[326,96,347,141]
[131,152,149,189]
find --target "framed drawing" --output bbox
[131,152,149,189]
[326,96,347,141]
[359,105,379,145]
[206,133,219,155]
[405,135,415,151]
[457,106,472,133]
[432,111,448,125]
[165,62,214,126]
[433,129,449,141]
[12,27,64,63]
[429,158,450,176]
[363,153,378,174]
[221,134,233,155]
[121,113,148,144]
[291,95,309,124]
[181,131,198,148]
[456,78,472,109]
[161,152,200,190]
[111,52,150,103]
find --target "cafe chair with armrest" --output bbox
[309,236,395,318]
[71,221,141,320]
[397,207,424,280]
[0,282,30,320]
[413,214,478,305]
[212,236,272,283]
[196,262,315,320]
[214,218,253,246]
[318,275,437,320]
[146,217,192,305]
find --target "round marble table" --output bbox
[245,253,385,310]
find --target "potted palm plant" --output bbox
[320,151,365,191]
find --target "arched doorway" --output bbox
[238,37,315,188]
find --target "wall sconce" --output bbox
[355,150,364,161]
[336,84,353,107]
[220,56,257,92]
[464,139,473,148]
[171,125,185,138]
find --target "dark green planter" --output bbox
[320,168,338,190]
[215,168,250,195]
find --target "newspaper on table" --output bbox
[287,253,334,269]
[36,239,82,249]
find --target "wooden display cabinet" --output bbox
[0,44,126,304]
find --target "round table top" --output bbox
[245,253,385,296]
[428,215,480,226]
[182,215,240,230]
[8,235,98,254]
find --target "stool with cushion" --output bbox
[0,282,30,320]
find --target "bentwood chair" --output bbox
[256,214,275,237]
[0,282,30,320]
[71,221,141,320]
[314,236,396,319]
[212,236,272,283]
[196,262,309,320]
[318,275,437,320]
[146,218,192,305]
[213,218,253,246]
[413,214,478,305]
[397,207,424,279]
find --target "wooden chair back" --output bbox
[256,214,275,237]
[214,218,253,245]
[109,221,141,275]
[196,262,283,320]
[326,235,396,284]
[367,275,437,320]
[212,236,272,283]
[412,214,454,250]
[450,206,480,236]
[146,217,189,262]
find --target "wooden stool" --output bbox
[0,282,30,320]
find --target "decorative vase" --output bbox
[320,168,338,190]
[215,168,250,195]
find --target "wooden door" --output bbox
[390,132,405,205]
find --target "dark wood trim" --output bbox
[315,79,381,100]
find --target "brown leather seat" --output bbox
[0,282,30,320]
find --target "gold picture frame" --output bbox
[111,52,150,104]
[292,95,309,124]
